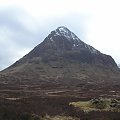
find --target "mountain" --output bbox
[9,26,117,68]
[0,26,120,95]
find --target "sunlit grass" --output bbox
[41,115,79,120]
[70,98,120,113]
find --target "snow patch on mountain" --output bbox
[49,26,99,54]
[56,26,79,41]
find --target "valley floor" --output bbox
[0,86,120,120]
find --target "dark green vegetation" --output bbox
[0,26,120,119]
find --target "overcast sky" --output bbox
[0,0,120,70]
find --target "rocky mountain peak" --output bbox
[45,26,100,54]
[9,26,117,68]
[55,26,79,41]
[49,26,82,43]
[48,26,80,42]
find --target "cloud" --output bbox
[0,8,37,70]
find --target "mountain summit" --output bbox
[0,26,119,91]
[11,26,117,68]
[46,26,99,53]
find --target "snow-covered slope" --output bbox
[48,26,99,54]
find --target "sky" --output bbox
[0,0,120,70]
